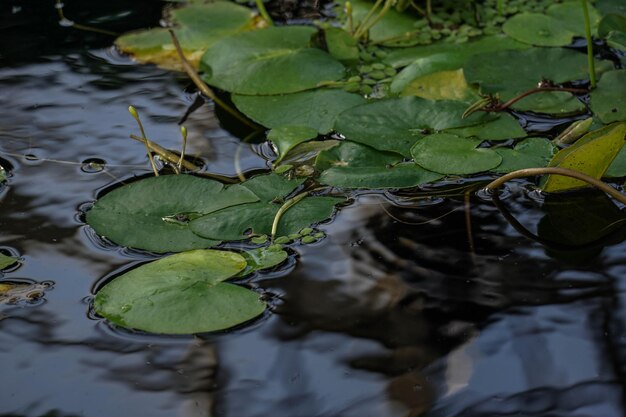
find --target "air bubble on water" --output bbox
[59,18,74,27]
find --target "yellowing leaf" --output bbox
[542,123,626,192]
[401,69,477,101]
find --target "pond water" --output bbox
[2,2,626,417]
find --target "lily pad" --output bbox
[232,89,366,134]
[399,69,478,101]
[384,35,529,68]
[598,13,626,37]
[334,97,496,156]
[86,175,259,253]
[464,48,613,101]
[542,123,626,192]
[276,140,341,167]
[493,138,557,173]
[200,26,345,95]
[94,250,265,334]
[410,133,502,175]
[446,113,527,141]
[590,70,626,124]
[349,0,420,46]
[115,2,257,70]
[190,174,342,240]
[236,246,289,277]
[267,126,318,165]
[325,27,359,62]
[315,141,443,189]
[503,13,576,47]
[0,253,18,270]
[511,91,586,115]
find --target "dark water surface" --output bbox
[2,2,626,417]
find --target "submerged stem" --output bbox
[581,0,597,88]
[484,167,626,205]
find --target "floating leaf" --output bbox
[325,27,359,62]
[493,138,557,173]
[200,26,345,95]
[277,140,341,167]
[503,13,576,47]
[267,126,318,165]
[400,69,478,101]
[464,48,613,101]
[542,123,626,192]
[546,1,601,34]
[190,174,342,240]
[590,70,626,124]
[410,133,502,175]
[446,113,526,141]
[334,97,496,156]
[598,13,626,37]
[86,175,258,253]
[384,35,529,68]
[94,250,265,334]
[0,253,18,269]
[115,2,257,70]
[315,141,442,189]
[232,89,366,134]
[511,91,586,114]
[236,246,289,277]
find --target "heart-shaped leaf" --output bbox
[268,126,318,165]
[200,26,345,95]
[334,97,496,156]
[232,89,366,134]
[115,2,257,70]
[94,250,265,334]
[0,253,18,270]
[236,246,289,278]
[86,175,258,253]
[315,141,442,189]
[410,133,502,175]
[493,138,556,173]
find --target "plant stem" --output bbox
[128,106,160,176]
[255,0,274,26]
[177,126,188,173]
[497,0,504,16]
[354,0,383,39]
[271,191,310,240]
[357,0,395,40]
[485,167,626,204]
[168,30,259,130]
[130,134,199,171]
[346,2,354,34]
[581,0,596,88]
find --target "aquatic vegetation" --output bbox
[84,0,626,334]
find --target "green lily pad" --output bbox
[232,89,366,134]
[446,113,527,141]
[503,13,576,47]
[315,141,443,189]
[597,0,626,15]
[334,97,496,156]
[115,2,256,70]
[598,13,626,37]
[200,26,345,95]
[267,126,318,165]
[399,69,479,101]
[606,30,626,51]
[86,175,259,253]
[325,27,359,62]
[94,250,265,334]
[511,91,586,114]
[236,246,289,277]
[464,48,613,101]
[276,140,341,167]
[410,133,502,175]
[590,70,626,124]
[190,174,342,240]
[546,1,601,35]
[384,35,529,68]
[0,253,18,269]
[493,138,557,173]
[542,123,626,192]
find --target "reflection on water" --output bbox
[2,1,626,416]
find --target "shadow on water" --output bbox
[1,1,626,417]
